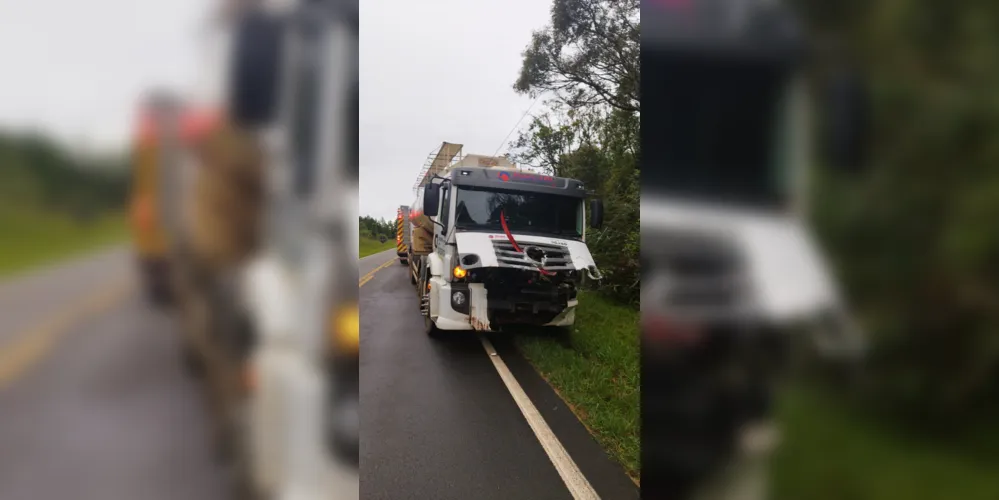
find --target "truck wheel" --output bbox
[422,287,441,338]
[424,313,441,338]
[399,258,408,266]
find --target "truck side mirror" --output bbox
[589,199,604,229]
[423,184,441,216]
[820,69,871,174]
[229,10,285,127]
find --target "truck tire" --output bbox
[424,312,441,338]
[399,258,408,266]
[421,283,441,338]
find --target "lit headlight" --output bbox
[328,303,359,355]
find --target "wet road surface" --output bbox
[358,249,638,500]
[0,247,637,500]
[0,247,234,500]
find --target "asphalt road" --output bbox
[0,247,234,500]
[0,246,637,500]
[358,249,639,500]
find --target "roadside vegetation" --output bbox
[0,209,126,277]
[773,385,999,500]
[359,215,397,258]
[0,133,128,277]
[767,1,999,497]
[359,237,395,259]
[514,291,639,480]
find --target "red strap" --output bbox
[499,210,522,253]
[500,210,554,276]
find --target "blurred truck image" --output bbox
[407,142,604,336]
[129,96,174,305]
[134,2,360,496]
[128,93,220,306]
[640,0,869,498]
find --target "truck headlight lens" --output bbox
[453,266,467,279]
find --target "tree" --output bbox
[514,0,639,113]
[510,0,639,305]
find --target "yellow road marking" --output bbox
[0,277,132,389]
[358,258,397,287]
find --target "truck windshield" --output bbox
[453,186,582,239]
[643,52,793,208]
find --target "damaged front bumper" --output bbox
[431,281,577,332]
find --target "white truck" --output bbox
[641,0,869,498]
[407,143,604,336]
[214,1,360,498]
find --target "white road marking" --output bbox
[478,334,601,500]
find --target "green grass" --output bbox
[773,386,999,500]
[0,208,127,277]
[359,236,396,258]
[513,291,640,481]
[509,286,999,497]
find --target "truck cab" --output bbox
[640,1,870,497]
[412,155,604,335]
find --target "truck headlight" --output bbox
[328,303,359,355]
[452,291,466,306]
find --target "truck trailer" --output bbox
[396,205,410,265]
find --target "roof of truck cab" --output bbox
[448,166,588,198]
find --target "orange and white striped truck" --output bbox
[396,206,410,265]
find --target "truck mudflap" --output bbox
[469,283,491,331]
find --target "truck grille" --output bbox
[645,230,750,319]
[491,240,574,272]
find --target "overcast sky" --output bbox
[0,0,204,153]
[0,0,552,221]
[359,0,552,222]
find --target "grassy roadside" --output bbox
[0,209,128,278]
[513,291,640,481]
[773,386,999,500]
[511,289,999,497]
[359,236,396,258]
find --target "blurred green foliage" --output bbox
[0,132,128,216]
[0,131,128,274]
[793,0,999,427]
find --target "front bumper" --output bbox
[431,281,577,331]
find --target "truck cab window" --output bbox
[440,186,451,231]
